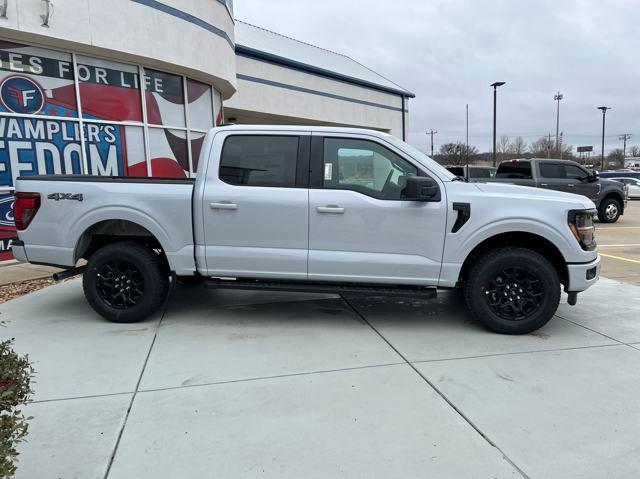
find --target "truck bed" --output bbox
[14,175,196,275]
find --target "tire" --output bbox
[597,197,621,223]
[463,247,560,334]
[83,241,169,323]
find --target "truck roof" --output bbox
[212,124,393,139]
[503,158,577,163]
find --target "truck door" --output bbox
[563,164,599,201]
[307,134,447,285]
[201,132,310,279]
[537,162,567,191]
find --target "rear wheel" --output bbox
[598,197,621,223]
[83,241,169,323]
[463,247,560,334]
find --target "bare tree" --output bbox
[528,136,573,159]
[607,148,625,169]
[437,142,479,165]
[509,136,527,157]
[496,135,511,162]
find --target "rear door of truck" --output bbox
[200,131,310,279]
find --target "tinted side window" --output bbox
[323,138,418,200]
[564,165,588,180]
[469,167,493,179]
[539,163,565,179]
[220,136,299,187]
[496,162,532,179]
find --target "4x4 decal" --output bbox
[47,193,83,202]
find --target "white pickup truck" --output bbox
[12,126,601,334]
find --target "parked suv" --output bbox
[494,159,628,222]
[12,127,601,334]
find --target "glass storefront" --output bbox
[0,40,224,260]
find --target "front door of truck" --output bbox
[307,134,447,285]
[563,164,599,201]
[201,132,310,279]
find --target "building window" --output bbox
[0,40,225,259]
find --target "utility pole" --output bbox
[465,104,469,174]
[427,129,437,157]
[491,81,506,167]
[559,132,564,160]
[619,133,632,159]
[554,92,563,153]
[597,106,611,171]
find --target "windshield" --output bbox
[383,135,457,181]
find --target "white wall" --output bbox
[0,0,236,97]
[225,55,408,138]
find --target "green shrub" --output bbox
[0,334,34,479]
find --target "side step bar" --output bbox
[204,278,437,299]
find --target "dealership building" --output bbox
[0,0,413,260]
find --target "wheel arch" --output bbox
[457,231,568,288]
[75,219,170,272]
[601,191,625,206]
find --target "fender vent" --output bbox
[452,203,471,233]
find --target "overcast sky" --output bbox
[235,0,639,155]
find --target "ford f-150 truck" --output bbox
[494,158,628,223]
[12,126,601,334]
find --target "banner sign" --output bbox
[0,193,14,261]
[0,41,220,262]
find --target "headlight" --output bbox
[568,209,597,251]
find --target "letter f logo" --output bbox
[1,76,45,114]
[8,87,36,107]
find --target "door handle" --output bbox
[540,183,548,187]
[210,202,238,210]
[317,205,345,214]
[567,184,575,187]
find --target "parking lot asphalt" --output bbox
[3,275,640,479]
[597,200,640,285]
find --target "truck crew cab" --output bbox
[494,158,628,223]
[12,126,601,334]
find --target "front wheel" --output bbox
[598,198,621,223]
[463,247,561,334]
[83,241,169,323]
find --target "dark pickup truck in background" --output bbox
[446,165,497,182]
[492,158,628,223]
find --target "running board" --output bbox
[204,278,437,299]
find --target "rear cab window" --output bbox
[219,135,300,187]
[496,161,532,179]
[539,163,565,179]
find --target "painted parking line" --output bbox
[599,253,640,265]
[597,226,640,229]
[599,244,640,248]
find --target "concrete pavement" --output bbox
[2,277,640,478]
[597,200,640,285]
[0,261,61,286]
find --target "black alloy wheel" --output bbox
[96,259,145,309]
[482,267,544,321]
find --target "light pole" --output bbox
[491,81,506,167]
[554,92,563,154]
[597,106,611,171]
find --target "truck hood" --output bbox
[472,182,595,209]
